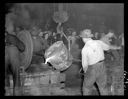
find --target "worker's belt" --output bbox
[97,60,104,63]
[90,60,104,66]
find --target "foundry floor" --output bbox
[5,58,124,96]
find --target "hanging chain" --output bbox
[53,3,56,13]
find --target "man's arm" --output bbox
[5,33,25,52]
[109,45,121,50]
[81,48,88,73]
[97,40,121,51]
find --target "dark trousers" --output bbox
[82,61,108,95]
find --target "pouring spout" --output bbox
[44,61,47,64]
[44,56,55,64]
[44,59,48,64]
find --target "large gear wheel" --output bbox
[17,30,33,70]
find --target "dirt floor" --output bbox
[5,55,124,96]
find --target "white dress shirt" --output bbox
[81,39,110,69]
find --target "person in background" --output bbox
[47,30,54,46]
[38,31,44,37]
[94,32,100,39]
[100,30,121,64]
[68,31,78,45]
[30,28,49,64]
[100,32,106,39]
[5,13,16,35]
[44,32,49,40]
[80,29,121,95]
[67,30,81,60]
[53,32,57,42]
[100,30,117,45]
[30,27,49,55]
[119,33,124,47]
[118,33,124,63]
[56,23,64,41]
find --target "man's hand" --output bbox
[110,45,121,50]
[117,46,121,50]
[113,46,121,50]
[83,66,88,73]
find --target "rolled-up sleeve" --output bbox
[97,40,110,51]
[81,48,88,69]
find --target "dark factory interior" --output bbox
[5,3,124,96]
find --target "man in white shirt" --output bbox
[80,29,121,95]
